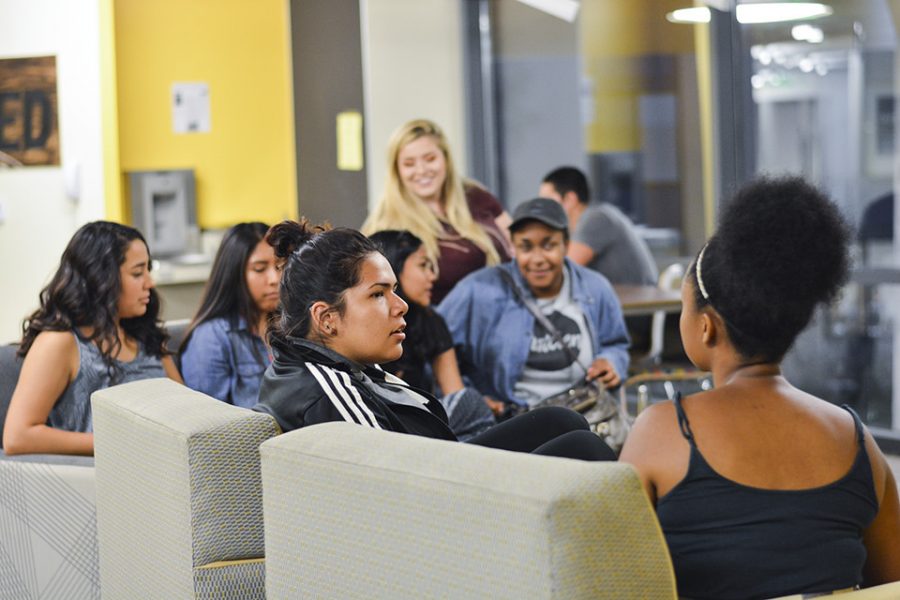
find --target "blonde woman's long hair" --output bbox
[362,119,500,266]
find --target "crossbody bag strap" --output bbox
[498,268,588,376]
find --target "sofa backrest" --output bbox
[92,378,279,599]
[259,422,677,600]
[0,343,23,448]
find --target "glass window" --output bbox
[744,0,897,429]
[474,0,899,433]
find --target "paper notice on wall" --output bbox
[336,111,364,171]
[172,82,210,134]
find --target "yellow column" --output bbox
[100,0,124,221]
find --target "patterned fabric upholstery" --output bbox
[0,456,98,600]
[92,378,278,599]
[194,558,266,600]
[260,422,677,599]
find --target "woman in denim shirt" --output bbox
[180,222,280,407]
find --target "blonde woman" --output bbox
[363,119,512,304]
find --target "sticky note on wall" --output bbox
[336,111,364,171]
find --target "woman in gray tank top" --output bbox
[4,222,181,456]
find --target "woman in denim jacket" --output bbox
[438,198,630,412]
[180,222,280,407]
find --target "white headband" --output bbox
[695,244,710,301]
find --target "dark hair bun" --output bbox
[699,176,852,361]
[266,219,328,259]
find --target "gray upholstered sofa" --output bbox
[0,452,98,599]
[0,343,100,600]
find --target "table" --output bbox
[613,284,682,317]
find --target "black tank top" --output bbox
[657,394,879,600]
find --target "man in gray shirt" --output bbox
[539,166,658,286]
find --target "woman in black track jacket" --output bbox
[253,219,614,461]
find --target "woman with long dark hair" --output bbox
[4,221,181,455]
[179,222,279,407]
[253,219,614,461]
[369,230,496,440]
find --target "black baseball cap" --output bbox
[509,197,568,234]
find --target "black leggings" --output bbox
[466,406,615,461]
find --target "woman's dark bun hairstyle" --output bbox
[690,175,851,362]
[368,230,423,298]
[267,219,380,344]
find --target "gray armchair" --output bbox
[1,343,100,599]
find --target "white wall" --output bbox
[360,0,468,209]
[0,0,106,343]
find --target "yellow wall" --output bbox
[114,0,297,228]
[580,0,696,153]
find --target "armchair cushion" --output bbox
[260,422,676,599]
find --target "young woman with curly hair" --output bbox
[3,222,181,455]
[620,176,900,598]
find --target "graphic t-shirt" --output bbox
[513,270,593,407]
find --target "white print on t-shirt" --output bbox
[526,311,582,371]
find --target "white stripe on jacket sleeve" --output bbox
[306,363,382,429]
[336,370,382,429]
[320,365,381,429]
[305,363,359,424]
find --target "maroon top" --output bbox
[433,186,512,304]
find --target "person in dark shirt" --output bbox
[859,192,894,242]
[620,176,900,598]
[253,219,614,461]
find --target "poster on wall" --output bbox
[0,56,60,166]
[172,82,211,134]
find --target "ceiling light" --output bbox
[667,3,832,25]
[792,24,824,43]
[738,3,832,24]
[667,7,711,23]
